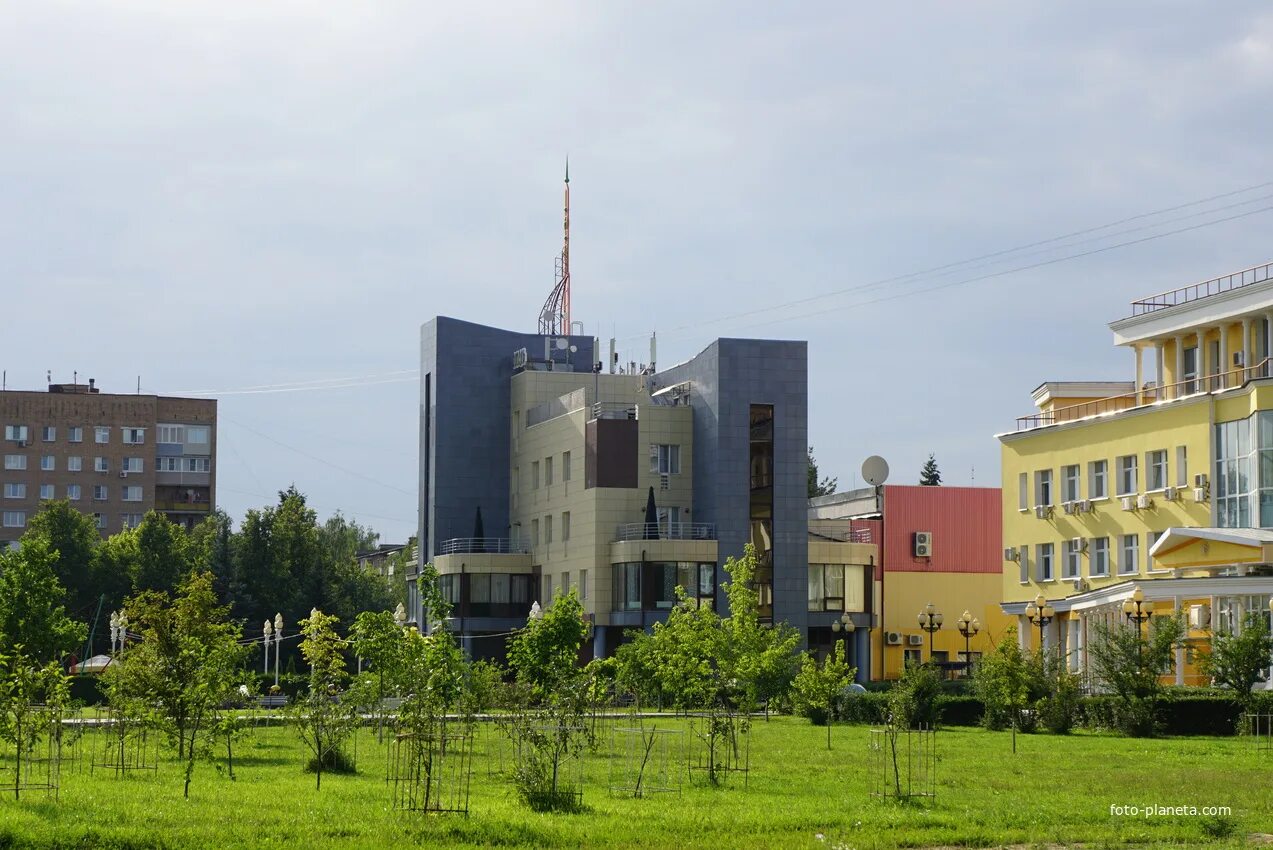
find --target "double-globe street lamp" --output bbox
[917,602,943,656]
[1024,594,1055,651]
[956,610,980,676]
[262,613,284,688]
[1122,586,1153,668]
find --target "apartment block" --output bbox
[0,380,216,545]
[410,317,877,673]
[1000,260,1273,685]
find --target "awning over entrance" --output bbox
[1148,527,1273,571]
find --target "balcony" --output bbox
[1130,261,1273,317]
[1015,358,1273,431]
[591,401,637,421]
[614,522,716,542]
[156,500,211,513]
[437,537,530,555]
[809,527,873,544]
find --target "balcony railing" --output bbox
[614,522,717,542]
[810,527,874,544]
[155,500,211,513]
[437,538,529,555]
[1016,358,1273,431]
[1130,261,1273,316]
[592,402,637,420]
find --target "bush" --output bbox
[935,695,984,727]
[888,662,943,729]
[839,691,888,724]
[1037,651,1080,735]
[304,748,356,775]
[69,674,104,706]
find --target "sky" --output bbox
[3,2,1273,543]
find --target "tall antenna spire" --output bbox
[537,159,572,335]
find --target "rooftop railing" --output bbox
[1129,261,1273,316]
[810,527,874,544]
[614,522,716,542]
[1016,358,1273,431]
[592,402,638,420]
[437,538,530,555]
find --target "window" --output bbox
[656,506,681,535]
[68,427,82,443]
[1035,469,1053,506]
[121,428,145,445]
[122,486,143,502]
[40,455,55,471]
[122,458,144,473]
[904,649,922,667]
[531,519,540,546]
[544,514,553,543]
[93,485,108,501]
[94,457,109,472]
[4,425,28,442]
[807,563,866,612]
[543,575,552,599]
[1091,537,1109,576]
[1062,539,1081,579]
[560,572,570,594]
[1116,455,1138,496]
[1119,534,1139,575]
[3,484,26,499]
[2,512,25,528]
[1215,416,1254,528]
[186,426,209,444]
[1089,460,1108,499]
[41,426,55,442]
[186,457,209,473]
[531,461,540,489]
[562,451,572,482]
[93,513,105,530]
[1036,543,1054,582]
[1146,531,1165,570]
[157,457,179,472]
[1018,546,1030,583]
[121,514,143,529]
[4,455,26,470]
[1183,345,1199,392]
[38,484,54,500]
[545,456,554,486]
[1018,473,1028,510]
[95,427,110,444]
[650,444,681,475]
[1146,450,1168,491]
[68,456,82,472]
[562,511,571,541]
[580,569,588,600]
[67,485,81,501]
[1062,465,1080,502]
[1176,446,1188,488]
[157,424,183,444]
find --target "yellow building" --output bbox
[1000,261,1273,686]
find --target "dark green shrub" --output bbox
[935,695,984,727]
[888,662,943,728]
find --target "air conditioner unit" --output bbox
[1004,547,1019,562]
[512,347,529,370]
[1194,473,1209,489]
[1062,501,1077,515]
[1034,505,1052,520]
[1072,578,1089,592]
[906,634,924,647]
[884,631,903,646]
[1075,499,1093,513]
[1070,537,1088,552]
[1192,487,1208,503]
[17,440,27,448]
[1120,496,1136,511]
[118,471,128,478]
[1189,603,1211,630]
[1137,493,1153,510]
[913,531,932,557]
[1163,487,1177,501]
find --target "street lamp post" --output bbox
[117,612,127,652]
[109,611,120,657]
[273,613,283,689]
[918,602,943,658]
[1024,594,1055,652]
[956,610,981,676]
[394,602,407,629]
[263,619,273,678]
[1122,587,1153,669]
[831,612,856,663]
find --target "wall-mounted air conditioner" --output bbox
[1194,473,1209,489]
[906,634,924,647]
[1137,493,1153,510]
[1076,499,1093,513]
[913,531,932,557]
[1120,496,1136,511]
[1034,505,1052,520]
[1004,547,1019,562]
[884,631,902,646]
[1071,537,1087,552]
[1062,501,1077,515]
[1193,487,1208,503]
[1163,487,1177,501]
[1189,603,1211,630]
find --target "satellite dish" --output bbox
[862,455,889,487]
[569,345,578,353]
[556,338,569,350]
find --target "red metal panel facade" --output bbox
[882,485,1001,574]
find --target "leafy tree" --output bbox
[972,627,1039,748]
[1037,646,1080,735]
[289,608,358,789]
[1200,612,1273,708]
[887,660,943,729]
[614,630,663,708]
[791,642,854,749]
[132,512,193,593]
[919,453,942,486]
[188,510,238,604]
[21,500,102,614]
[719,545,802,712]
[508,589,590,702]
[1088,615,1184,737]
[95,529,142,612]
[349,609,406,739]
[0,539,87,664]
[807,446,838,499]
[318,512,380,573]
[0,647,70,799]
[101,571,247,798]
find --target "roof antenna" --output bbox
[537,158,571,335]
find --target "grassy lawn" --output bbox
[0,716,1268,849]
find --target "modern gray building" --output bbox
[411,316,875,670]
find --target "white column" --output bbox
[1173,595,1184,686]
[1135,344,1144,405]
[1017,614,1029,650]
[1155,342,1165,400]
[1078,613,1088,676]
[1173,335,1184,399]
[1219,324,1229,389]
[1197,329,1207,390]
[1243,317,1253,383]
[1265,313,1273,375]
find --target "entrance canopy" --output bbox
[1148,527,1273,572]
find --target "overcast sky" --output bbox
[4,2,1273,543]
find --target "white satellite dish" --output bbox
[555,338,569,350]
[862,455,889,487]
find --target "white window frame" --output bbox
[95,426,110,444]
[94,457,109,473]
[4,425,29,442]
[41,426,56,442]
[1116,455,1138,496]
[1062,464,1080,502]
[2,511,26,528]
[68,426,83,443]
[1018,472,1028,511]
[67,484,81,501]
[121,427,146,445]
[122,458,144,473]
[562,451,572,482]
[1035,469,1053,507]
[580,569,588,600]
[40,455,55,471]
[1091,537,1110,576]
[4,455,27,471]
[186,426,210,444]
[38,484,54,500]
[122,486,143,502]
[93,485,108,502]
[3,483,26,499]
[1146,450,1168,492]
[651,444,681,475]
[1037,543,1054,582]
[93,513,106,530]
[1119,534,1139,575]
[1062,539,1081,579]
[68,456,82,472]
[1089,460,1108,499]
[1175,446,1188,488]
[157,424,184,444]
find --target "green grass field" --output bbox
[0,717,1268,849]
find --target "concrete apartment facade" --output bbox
[0,381,217,546]
[1000,260,1273,686]
[410,317,876,673]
